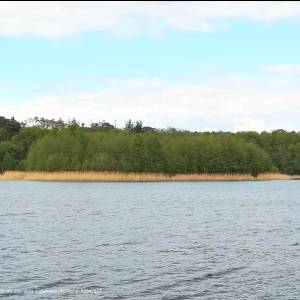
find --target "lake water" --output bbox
[1,181,300,299]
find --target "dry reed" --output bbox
[0,171,298,182]
[256,173,293,180]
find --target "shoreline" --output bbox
[0,171,299,182]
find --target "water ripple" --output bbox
[1,181,300,299]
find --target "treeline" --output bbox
[1,116,300,176]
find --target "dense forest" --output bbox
[1,116,300,176]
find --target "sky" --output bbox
[1,1,300,131]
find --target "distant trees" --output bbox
[237,130,300,175]
[125,119,156,133]
[24,117,66,129]
[0,117,22,172]
[1,115,300,175]
[90,121,114,129]
[0,141,23,172]
[26,125,85,171]
[0,116,21,141]
[25,126,273,175]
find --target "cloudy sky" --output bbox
[1,1,300,131]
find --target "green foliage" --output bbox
[0,141,24,172]
[286,143,300,174]
[237,130,300,175]
[0,128,8,142]
[25,127,274,175]
[12,127,47,152]
[0,116,21,140]
[26,126,85,171]
[1,115,300,175]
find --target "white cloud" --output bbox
[259,64,300,77]
[0,2,300,37]
[232,118,267,132]
[2,76,300,131]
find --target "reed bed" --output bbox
[0,171,297,182]
[256,173,293,180]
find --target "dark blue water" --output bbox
[1,181,300,299]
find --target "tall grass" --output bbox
[0,171,298,182]
[256,173,294,180]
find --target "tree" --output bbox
[0,128,8,142]
[133,121,143,133]
[0,116,21,138]
[125,119,134,132]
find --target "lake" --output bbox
[1,181,300,299]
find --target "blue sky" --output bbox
[1,2,300,131]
